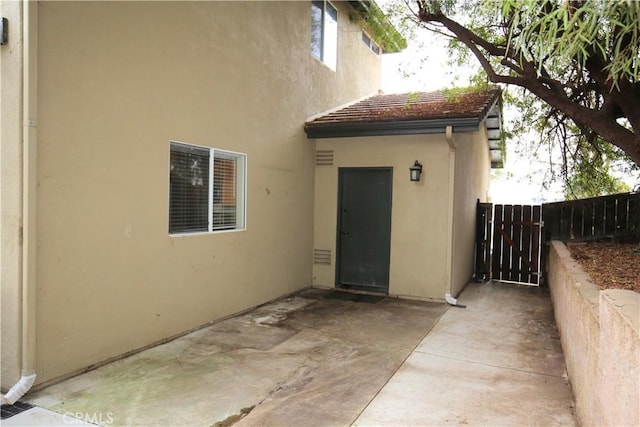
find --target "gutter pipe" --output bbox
[443,126,466,308]
[2,0,38,405]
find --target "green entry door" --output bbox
[336,168,392,293]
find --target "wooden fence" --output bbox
[474,193,639,286]
[542,192,640,243]
[490,204,542,285]
[539,192,639,287]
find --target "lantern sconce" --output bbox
[409,160,423,182]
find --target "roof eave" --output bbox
[485,96,505,169]
[305,117,481,139]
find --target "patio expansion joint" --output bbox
[348,305,451,426]
[413,350,567,379]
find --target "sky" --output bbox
[379,33,566,204]
[378,4,640,203]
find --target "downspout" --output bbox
[2,0,38,405]
[443,126,465,308]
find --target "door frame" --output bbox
[335,167,393,293]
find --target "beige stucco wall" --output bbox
[0,1,383,387]
[312,132,487,300]
[547,241,600,425]
[599,290,640,427]
[450,125,491,296]
[548,241,640,427]
[0,0,24,389]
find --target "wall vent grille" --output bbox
[316,150,334,166]
[313,249,332,265]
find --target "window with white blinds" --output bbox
[169,142,246,234]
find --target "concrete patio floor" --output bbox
[10,281,575,426]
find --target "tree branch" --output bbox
[416,3,640,165]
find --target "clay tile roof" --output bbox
[305,87,502,139]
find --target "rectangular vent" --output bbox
[313,249,332,265]
[316,150,334,166]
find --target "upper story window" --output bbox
[311,0,338,70]
[362,31,380,55]
[169,142,246,235]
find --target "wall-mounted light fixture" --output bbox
[409,160,423,182]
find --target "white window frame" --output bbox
[361,31,380,55]
[168,141,247,236]
[311,0,338,70]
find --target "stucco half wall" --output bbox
[312,130,490,300]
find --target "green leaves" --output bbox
[350,2,407,52]
[501,0,640,86]
[410,0,640,194]
[417,0,458,16]
[565,141,633,199]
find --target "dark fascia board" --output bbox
[305,117,481,139]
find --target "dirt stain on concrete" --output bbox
[212,406,255,427]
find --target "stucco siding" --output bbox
[313,134,451,300]
[450,127,490,296]
[0,0,25,390]
[26,1,381,384]
[548,241,640,426]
